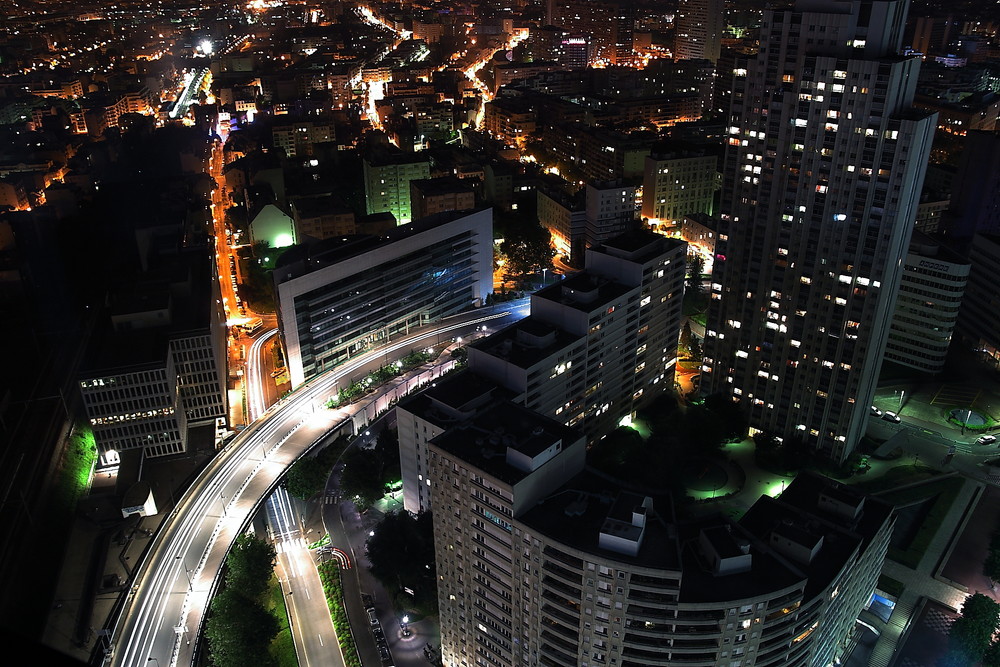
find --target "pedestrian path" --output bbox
[867,477,981,667]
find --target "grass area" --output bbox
[317,560,362,667]
[878,575,906,598]
[20,422,99,636]
[268,575,298,667]
[876,476,966,570]
[852,464,942,494]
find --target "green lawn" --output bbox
[268,575,298,667]
[876,476,966,570]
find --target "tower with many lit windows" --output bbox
[702,0,937,462]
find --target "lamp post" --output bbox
[175,555,192,591]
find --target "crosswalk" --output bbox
[275,537,308,554]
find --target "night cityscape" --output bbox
[1,0,1000,665]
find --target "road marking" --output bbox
[318,634,324,647]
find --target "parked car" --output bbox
[977,435,997,445]
[870,405,883,417]
[367,608,379,626]
[881,411,901,423]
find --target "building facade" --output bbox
[641,148,719,225]
[702,0,937,462]
[400,230,686,513]
[79,364,187,459]
[422,396,894,667]
[884,234,969,373]
[956,232,1000,370]
[274,209,493,387]
[363,150,431,225]
[674,0,724,63]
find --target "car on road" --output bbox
[870,405,883,417]
[881,411,901,423]
[379,644,393,665]
[977,435,997,445]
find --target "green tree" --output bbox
[703,393,748,442]
[340,447,386,510]
[367,511,437,615]
[498,222,555,284]
[284,455,329,500]
[944,593,1000,665]
[686,253,705,292]
[225,534,276,600]
[205,588,279,667]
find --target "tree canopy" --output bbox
[204,534,280,667]
[498,221,555,284]
[938,593,1000,666]
[367,510,437,615]
[340,429,401,511]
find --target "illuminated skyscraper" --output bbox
[702,0,937,462]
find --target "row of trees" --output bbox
[204,535,280,667]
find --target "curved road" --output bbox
[106,303,528,666]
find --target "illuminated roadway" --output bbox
[169,67,209,120]
[106,302,529,666]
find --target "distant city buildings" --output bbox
[363,148,431,225]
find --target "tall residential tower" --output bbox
[703,0,937,462]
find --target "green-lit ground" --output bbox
[269,575,298,667]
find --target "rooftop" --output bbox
[429,400,581,487]
[533,272,633,313]
[470,317,583,371]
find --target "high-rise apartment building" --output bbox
[674,0,724,63]
[956,232,1000,371]
[399,230,686,512]
[884,232,968,374]
[703,0,937,462]
[424,399,894,667]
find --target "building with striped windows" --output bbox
[274,208,493,388]
[421,396,893,667]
